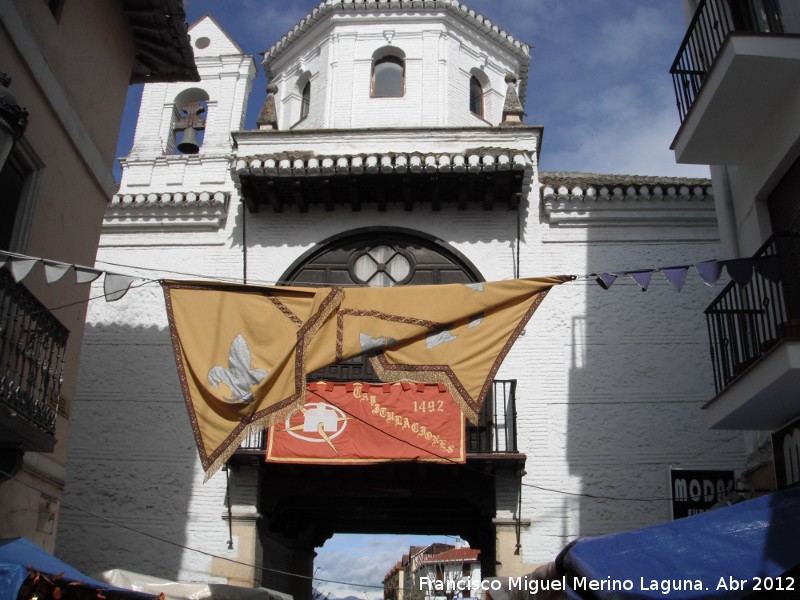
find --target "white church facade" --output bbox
[57,3,744,598]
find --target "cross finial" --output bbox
[174,100,206,132]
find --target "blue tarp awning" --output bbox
[561,486,800,599]
[0,538,157,600]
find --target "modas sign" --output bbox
[670,469,735,519]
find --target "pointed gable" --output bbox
[188,14,244,57]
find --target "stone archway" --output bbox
[234,229,523,600]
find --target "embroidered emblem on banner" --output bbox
[266,381,466,464]
[283,401,350,455]
[207,334,268,403]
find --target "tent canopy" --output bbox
[561,486,800,599]
[0,538,157,600]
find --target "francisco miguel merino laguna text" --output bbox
[418,575,795,595]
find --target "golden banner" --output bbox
[162,276,566,477]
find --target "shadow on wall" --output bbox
[56,322,207,580]
[231,194,528,251]
[566,250,744,539]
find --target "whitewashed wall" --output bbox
[57,3,744,582]
[268,10,526,130]
[58,177,744,574]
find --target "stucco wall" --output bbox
[58,177,743,575]
[56,5,743,583]
[269,12,524,130]
[0,0,138,552]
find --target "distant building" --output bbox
[383,560,404,600]
[59,2,742,598]
[0,0,196,552]
[384,544,479,600]
[403,544,456,600]
[417,546,481,600]
[670,0,800,491]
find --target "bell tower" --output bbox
[117,14,255,197]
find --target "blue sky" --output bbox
[115,1,703,595]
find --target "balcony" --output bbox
[235,379,519,458]
[0,269,68,454]
[703,231,800,429]
[670,0,800,165]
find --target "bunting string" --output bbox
[0,249,784,304]
[0,250,145,302]
[587,254,781,291]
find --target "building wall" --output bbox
[57,3,744,583]
[269,11,524,130]
[517,185,742,562]
[58,184,743,576]
[675,0,800,481]
[128,17,254,159]
[0,0,139,552]
[709,76,800,258]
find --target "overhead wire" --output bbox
[0,467,384,590]
[0,377,744,591]
[306,387,741,503]
[0,253,746,581]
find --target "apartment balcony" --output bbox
[0,269,68,454]
[670,0,800,165]
[235,379,520,459]
[703,231,800,429]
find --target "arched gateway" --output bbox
[54,2,742,597]
[230,229,525,600]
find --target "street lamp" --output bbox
[0,72,29,170]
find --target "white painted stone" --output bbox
[58,1,744,584]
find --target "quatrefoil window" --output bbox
[350,245,414,287]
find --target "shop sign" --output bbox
[670,469,735,519]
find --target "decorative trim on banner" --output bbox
[0,250,143,302]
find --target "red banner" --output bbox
[266,381,465,464]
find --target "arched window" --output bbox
[284,229,480,288]
[300,81,311,120]
[282,228,482,382]
[469,75,484,117]
[372,55,404,97]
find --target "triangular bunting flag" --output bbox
[695,261,723,286]
[9,257,39,282]
[726,260,754,287]
[595,273,617,290]
[661,267,689,291]
[43,261,72,284]
[104,273,137,302]
[755,255,781,283]
[628,271,652,291]
[74,266,102,284]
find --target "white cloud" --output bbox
[537,73,708,177]
[314,534,452,600]
[542,104,709,177]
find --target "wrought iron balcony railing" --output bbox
[705,231,800,394]
[671,0,798,122]
[0,269,68,451]
[237,379,519,455]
